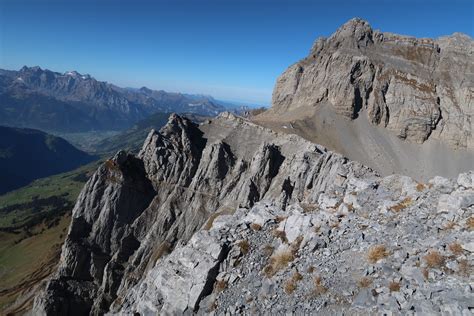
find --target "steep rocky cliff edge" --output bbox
[30,113,473,315]
[256,18,474,180]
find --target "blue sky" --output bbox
[1,0,473,105]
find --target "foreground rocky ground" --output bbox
[115,171,473,315]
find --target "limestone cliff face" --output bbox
[32,113,374,315]
[271,18,473,148]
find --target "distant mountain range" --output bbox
[0,126,95,194]
[0,66,229,132]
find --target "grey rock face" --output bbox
[32,151,156,315]
[270,18,473,149]
[113,171,473,315]
[32,113,374,315]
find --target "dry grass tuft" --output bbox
[444,221,456,230]
[422,267,429,280]
[314,275,323,285]
[292,271,303,282]
[416,183,425,192]
[467,217,474,230]
[448,242,464,256]
[389,197,413,212]
[388,281,400,292]
[262,244,274,257]
[271,249,295,271]
[307,266,315,274]
[263,248,295,278]
[237,240,250,255]
[367,245,389,263]
[262,265,274,278]
[424,250,445,268]
[311,275,328,296]
[458,259,471,277]
[284,279,297,294]
[250,223,262,231]
[284,271,303,294]
[275,216,287,223]
[300,203,318,213]
[358,277,373,288]
[214,279,227,293]
[272,229,288,243]
[291,235,304,253]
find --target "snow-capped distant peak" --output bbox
[65,71,80,77]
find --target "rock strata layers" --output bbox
[269,18,473,149]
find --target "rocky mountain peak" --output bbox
[329,18,374,48]
[255,18,474,181]
[158,112,204,143]
[139,86,153,94]
[19,65,42,73]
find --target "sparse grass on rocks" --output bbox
[424,250,445,268]
[237,240,250,255]
[272,229,288,243]
[284,279,297,294]
[214,279,227,293]
[275,216,287,223]
[467,217,474,230]
[367,244,389,263]
[263,248,295,278]
[262,244,274,257]
[311,275,328,295]
[358,277,373,288]
[457,259,471,277]
[422,267,429,280]
[444,221,456,230]
[389,197,412,212]
[283,271,303,294]
[448,242,464,256]
[388,281,400,292]
[416,183,425,192]
[250,223,262,231]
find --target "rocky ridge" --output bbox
[268,18,473,149]
[31,112,375,315]
[30,113,473,315]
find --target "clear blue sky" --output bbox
[1,0,473,105]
